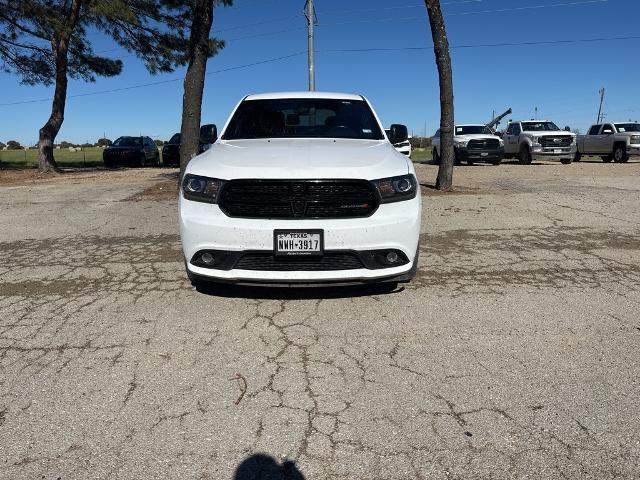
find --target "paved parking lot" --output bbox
[1,161,639,479]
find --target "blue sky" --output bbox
[1,0,639,145]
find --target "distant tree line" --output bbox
[0,138,168,150]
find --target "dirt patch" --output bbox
[0,167,177,188]
[125,179,178,201]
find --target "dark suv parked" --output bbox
[103,136,159,168]
[161,124,218,167]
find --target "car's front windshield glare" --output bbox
[222,98,385,140]
[615,123,640,132]
[521,122,560,132]
[456,125,491,135]
[113,137,142,147]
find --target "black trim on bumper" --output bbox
[190,249,410,271]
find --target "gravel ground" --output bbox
[1,160,639,479]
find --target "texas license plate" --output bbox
[554,149,562,154]
[274,230,323,256]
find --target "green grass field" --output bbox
[0,147,107,168]
[411,148,432,163]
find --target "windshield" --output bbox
[113,137,142,147]
[222,98,385,140]
[521,122,560,132]
[168,133,181,144]
[455,125,492,135]
[615,123,640,133]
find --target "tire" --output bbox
[490,157,502,166]
[518,145,532,165]
[453,149,461,165]
[138,153,146,168]
[560,158,572,165]
[153,152,160,167]
[613,144,628,163]
[432,148,440,165]
[573,151,582,162]
[602,155,613,163]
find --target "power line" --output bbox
[3,33,640,107]
[0,51,306,106]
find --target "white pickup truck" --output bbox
[503,120,576,165]
[575,122,640,163]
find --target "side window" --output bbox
[434,129,440,138]
[588,125,601,135]
[513,124,521,135]
[602,124,614,134]
[506,124,513,135]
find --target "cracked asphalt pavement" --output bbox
[1,161,639,479]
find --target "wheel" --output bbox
[490,157,502,166]
[601,155,613,163]
[138,152,146,168]
[613,144,628,163]
[573,151,582,162]
[518,145,532,165]
[432,148,440,165]
[453,149,461,165]
[467,157,474,166]
[153,152,160,167]
[560,158,572,165]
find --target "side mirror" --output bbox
[389,124,408,145]
[199,124,218,144]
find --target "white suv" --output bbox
[179,92,422,287]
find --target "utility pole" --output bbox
[304,0,317,91]
[597,88,605,123]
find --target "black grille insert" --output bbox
[539,136,573,147]
[468,138,500,150]
[235,252,364,271]
[219,180,379,219]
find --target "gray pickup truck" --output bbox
[575,122,640,163]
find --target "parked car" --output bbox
[103,136,159,168]
[575,122,640,163]
[386,129,412,157]
[503,120,576,165]
[179,91,421,288]
[162,125,218,167]
[432,124,504,165]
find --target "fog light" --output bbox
[201,252,215,265]
[386,251,399,264]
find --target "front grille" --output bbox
[539,136,573,147]
[468,138,500,150]
[234,252,364,271]
[219,180,379,219]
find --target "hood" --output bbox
[522,130,576,137]
[186,138,410,180]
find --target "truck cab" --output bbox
[576,122,640,163]
[503,120,576,165]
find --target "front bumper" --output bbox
[179,194,421,283]
[457,147,504,162]
[628,145,640,156]
[531,144,576,160]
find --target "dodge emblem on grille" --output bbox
[292,199,306,214]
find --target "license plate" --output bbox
[554,149,562,154]
[274,230,323,256]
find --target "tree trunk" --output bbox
[38,0,82,174]
[179,0,215,177]
[425,0,455,191]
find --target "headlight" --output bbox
[371,174,418,204]
[499,138,504,147]
[531,136,539,144]
[631,135,640,144]
[182,174,226,203]
[454,140,468,148]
